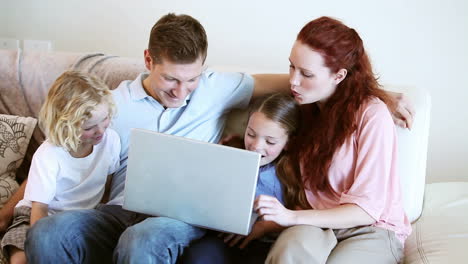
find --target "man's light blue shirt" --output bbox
[108,70,254,205]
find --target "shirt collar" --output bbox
[130,73,151,101]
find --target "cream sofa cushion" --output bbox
[389,86,431,223]
[404,182,468,263]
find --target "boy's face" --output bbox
[143,50,204,108]
[244,112,289,166]
[80,103,110,146]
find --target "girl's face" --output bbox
[244,112,289,166]
[288,40,345,105]
[80,103,111,147]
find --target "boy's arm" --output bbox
[30,201,48,226]
[0,180,27,231]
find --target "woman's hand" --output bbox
[254,195,297,227]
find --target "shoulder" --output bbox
[359,98,393,126]
[34,140,60,158]
[112,73,146,102]
[200,69,254,91]
[356,98,396,140]
[31,140,61,168]
[112,79,132,98]
[193,69,254,109]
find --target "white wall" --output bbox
[1,0,467,183]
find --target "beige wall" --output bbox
[1,0,467,183]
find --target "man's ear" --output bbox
[144,49,153,71]
[334,68,347,85]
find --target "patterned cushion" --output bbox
[0,114,37,208]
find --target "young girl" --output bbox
[0,71,121,264]
[181,93,300,264]
[255,17,411,263]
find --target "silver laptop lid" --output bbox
[123,128,261,235]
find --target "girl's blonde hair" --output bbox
[39,70,115,152]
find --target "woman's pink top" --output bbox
[304,98,412,244]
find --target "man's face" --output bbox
[143,50,204,108]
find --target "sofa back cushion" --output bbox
[390,86,431,222]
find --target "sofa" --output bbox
[0,49,466,263]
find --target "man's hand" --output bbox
[388,91,415,129]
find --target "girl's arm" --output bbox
[223,219,286,249]
[30,201,49,226]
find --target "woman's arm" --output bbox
[255,195,375,229]
[30,201,48,226]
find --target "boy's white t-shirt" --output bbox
[16,129,121,215]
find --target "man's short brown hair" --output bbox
[148,13,208,64]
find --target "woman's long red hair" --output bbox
[279,17,395,209]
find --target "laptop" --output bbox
[123,128,261,235]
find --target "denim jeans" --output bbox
[25,204,206,264]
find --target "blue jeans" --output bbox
[25,204,206,264]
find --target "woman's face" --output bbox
[288,40,344,105]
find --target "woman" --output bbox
[255,16,411,264]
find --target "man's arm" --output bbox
[252,74,415,128]
[0,180,27,231]
[252,74,290,98]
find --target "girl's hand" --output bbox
[219,232,245,248]
[219,221,268,249]
[238,220,268,249]
[254,195,297,227]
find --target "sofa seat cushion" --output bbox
[404,182,468,263]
